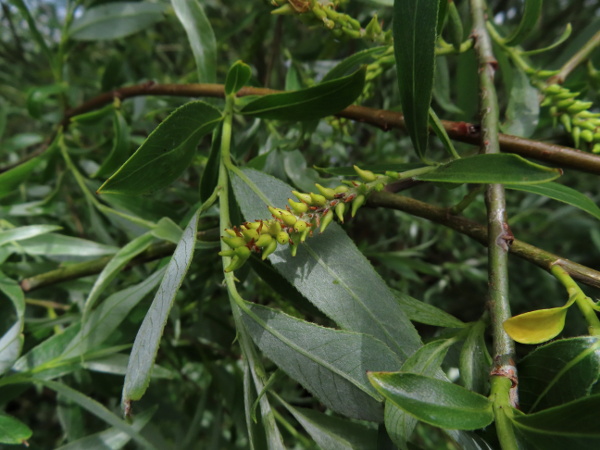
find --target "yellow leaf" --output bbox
[503,307,567,344]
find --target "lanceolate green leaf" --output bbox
[37,379,158,450]
[98,101,222,195]
[0,413,32,445]
[240,68,366,121]
[518,337,600,413]
[122,210,200,404]
[172,0,217,83]
[511,395,600,450]
[322,46,388,82]
[415,154,562,184]
[225,60,252,95]
[69,2,167,41]
[94,109,131,178]
[231,168,422,361]
[0,275,25,375]
[506,182,600,221]
[393,0,440,160]
[368,372,494,430]
[241,301,403,421]
[503,0,543,46]
[277,395,378,450]
[393,290,466,328]
[0,224,62,247]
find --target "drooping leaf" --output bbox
[506,182,600,221]
[37,379,158,450]
[518,337,600,413]
[429,108,460,158]
[69,2,167,41]
[171,0,217,83]
[503,0,543,46]
[511,395,600,450]
[368,372,494,430]
[0,413,32,445]
[241,301,403,421]
[393,0,440,160]
[97,101,222,195]
[501,67,540,138]
[240,68,366,121]
[122,210,200,403]
[522,24,572,56]
[415,154,562,184]
[277,395,378,450]
[225,60,252,95]
[231,168,422,361]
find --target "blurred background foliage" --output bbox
[1,0,600,448]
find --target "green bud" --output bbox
[556,98,574,109]
[300,226,311,242]
[224,256,242,273]
[268,221,282,236]
[222,236,246,248]
[593,143,600,154]
[385,171,401,179]
[218,249,236,257]
[351,194,366,217]
[581,129,594,143]
[315,183,336,200]
[365,15,382,39]
[560,114,572,132]
[269,206,297,226]
[271,4,294,15]
[334,185,349,194]
[309,192,327,206]
[544,84,562,94]
[288,198,309,214]
[255,234,273,248]
[244,221,261,230]
[241,227,260,242]
[293,220,309,233]
[320,210,334,233]
[292,190,313,205]
[261,239,278,260]
[567,101,593,114]
[555,91,579,100]
[354,165,377,182]
[335,202,346,223]
[235,246,251,259]
[276,231,290,245]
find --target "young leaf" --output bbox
[172,0,217,83]
[225,60,252,95]
[503,294,577,345]
[0,413,32,445]
[393,0,440,160]
[322,46,389,82]
[231,168,422,361]
[240,68,366,121]
[415,154,562,184]
[97,101,222,195]
[505,182,600,221]
[511,395,600,449]
[518,337,600,413]
[503,0,543,46]
[122,210,200,404]
[241,301,403,421]
[0,224,62,247]
[69,2,167,41]
[368,372,494,430]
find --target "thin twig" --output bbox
[5,82,599,175]
[549,29,600,84]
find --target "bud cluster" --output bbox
[271,0,392,45]
[220,166,394,272]
[542,83,600,153]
